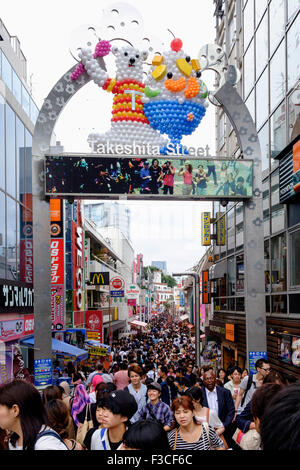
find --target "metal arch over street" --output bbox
[31,50,266,371]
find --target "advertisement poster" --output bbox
[86,310,103,343]
[34,358,53,388]
[51,286,65,331]
[46,156,253,200]
[0,341,13,385]
[278,335,292,364]
[291,337,300,367]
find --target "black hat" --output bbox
[102,390,138,419]
[147,382,161,392]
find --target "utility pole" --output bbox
[173,272,201,368]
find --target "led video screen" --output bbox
[45,155,253,200]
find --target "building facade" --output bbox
[207,0,300,376]
[84,202,131,241]
[0,19,40,383]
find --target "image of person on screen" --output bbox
[149,159,162,194]
[206,160,217,185]
[161,161,176,195]
[235,176,247,196]
[194,165,208,196]
[179,162,194,196]
[140,161,152,194]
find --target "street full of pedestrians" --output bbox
[0,313,299,453]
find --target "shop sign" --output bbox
[248,351,267,375]
[86,310,103,332]
[34,358,53,387]
[24,314,34,336]
[90,272,110,286]
[110,276,125,298]
[202,271,210,304]
[225,323,235,342]
[0,281,34,313]
[86,331,101,341]
[279,138,300,203]
[73,223,84,311]
[51,286,65,331]
[201,212,211,246]
[0,318,24,342]
[216,212,226,246]
[51,239,64,284]
[89,346,108,356]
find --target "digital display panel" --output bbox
[45,155,253,200]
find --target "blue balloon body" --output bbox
[144,100,206,153]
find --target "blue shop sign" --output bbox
[34,358,53,387]
[248,351,267,374]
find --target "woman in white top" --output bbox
[186,386,225,436]
[0,379,67,450]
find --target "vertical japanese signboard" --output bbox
[202,270,210,304]
[216,212,226,246]
[20,194,33,284]
[201,212,211,246]
[72,202,84,326]
[50,199,65,331]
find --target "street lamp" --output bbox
[172,272,201,368]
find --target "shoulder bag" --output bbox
[76,404,93,446]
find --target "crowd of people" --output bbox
[0,313,299,451]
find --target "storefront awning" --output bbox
[102,320,126,332]
[21,336,88,360]
[179,314,189,322]
[129,320,147,328]
[209,259,227,280]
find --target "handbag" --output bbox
[206,408,228,450]
[76,404,93,446]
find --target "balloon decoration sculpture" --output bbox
[71,40,167,150]
[142,38,209,154]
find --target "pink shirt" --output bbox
[184,171,193,185]
[113,370,130,390]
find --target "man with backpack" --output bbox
[233,358,271,418]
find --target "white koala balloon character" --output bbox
[142,38,209,154]
[71,39,167,151]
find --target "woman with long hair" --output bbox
[168,396,225,450]
[178,162,194,196]
[0,379,68,450]
[45,399,84,450]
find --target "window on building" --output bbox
[270,102,286,167]
[288,90,300,142]
[258,123,270,172]
[256,67,269,130]
[262,179,270,236]
[255,11,268,79]
[16,117,25,202]
[245,89,255,123]
[21,84,30,116]
[287,13,300,91]
[271,294,287,314]
[243,0,254,50]
[290,230,300,286]
[269,0,285,55]
[236,203,244,250]
[255,0,268,27]
[244,39,255,98]
[0,191,5,279]
[227,208,235,253]
[271,170,285,234]
[1,52,12,90]
[6,104,16,199]
[6,196,17,280]
[271,232,287,292]
[227,256,235,295]
[24,130,32,196]
[265,240,271,293]
[228,14,236,50]
[270,41,286,112]
[287,0,300,22]
[0,95,5,190]
[236,254,244,293]
[12,69,22,104]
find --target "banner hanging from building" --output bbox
[45,156,253,201]
[50,199,65,330]
[201,212,211,246]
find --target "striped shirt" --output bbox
[168,424,224,450]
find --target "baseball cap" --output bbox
[147,382,161,392]
[100,390,138,419]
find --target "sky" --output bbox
[1,0,217,273]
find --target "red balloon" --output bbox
[171,38,183,52]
